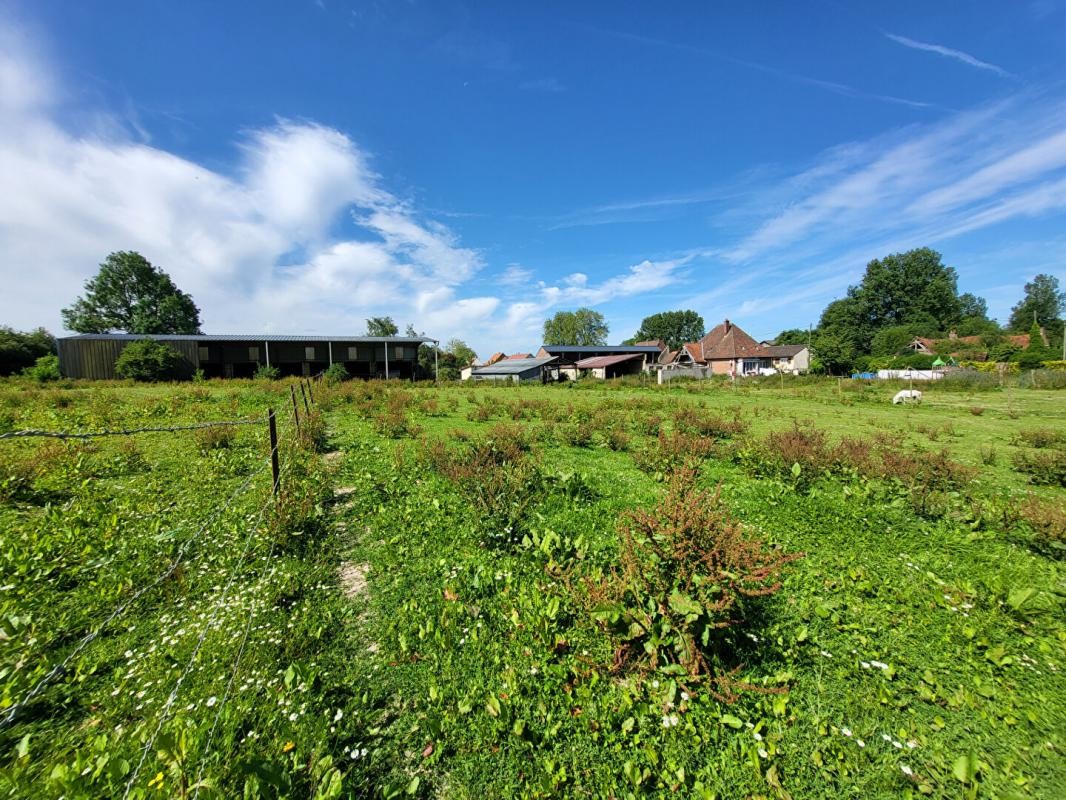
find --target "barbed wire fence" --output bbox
[0,375,327,748]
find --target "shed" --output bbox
[573,353,645,379]
[470,356,557,383]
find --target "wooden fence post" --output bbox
[268,408,280,497]
[305,378,315,405]
[299,382,310,415]
[290,385,301,429]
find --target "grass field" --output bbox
[0,376,1063,799]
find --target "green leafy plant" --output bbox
[253,364,281,380]
[588,467,800,689]
[323,363,350,384]
[114,339,191,382]
[22,354,61,382]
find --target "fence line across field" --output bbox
[0,416,268,442]
[0,421,291,731]
[125,452,295,800]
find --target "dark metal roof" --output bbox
[60,333,434,344]
[766,344,808,357]
[471,356,557,375]
[539,345,661,354]
[574,353,645,368]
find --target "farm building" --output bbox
[765,344,810,374]
[57,333,433,380]
[469,356,557,382]
[573,353,646,379]
[535,344,664,380]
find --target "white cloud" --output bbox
[0,22,509,351]
[497,264,533,286]
[885,33,1011,77]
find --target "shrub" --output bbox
[426,427,541,545]
[588,468,800,687]
[195,424,237,454]
[672,407,748,440]
[1012,449,1066,487]
[634,414,662,437]
[22,354,61,382]
[633,430,715,477]
[605,425,630,451]
[323,363,350,384]
[114,340,190,382]
[558,421,594,448]
[969,406,985,416]
[1017,496,1066,557]
[373,394,421,439]
[253,364,281,381]
[1014,428,1065,449]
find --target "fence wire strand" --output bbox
[0,417,267,442]
[123,448,295,800]
[0,435,282,731]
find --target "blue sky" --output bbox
[2,0,1065,356]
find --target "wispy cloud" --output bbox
[582,25,937,110]
[688,91,1066,330]
[884,33,1012,77]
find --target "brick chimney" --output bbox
[724,319,731,332]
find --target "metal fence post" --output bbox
[268,408,280,496]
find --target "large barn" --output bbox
[56,333,434,380]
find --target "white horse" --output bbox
[892,389,922,405]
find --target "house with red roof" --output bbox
[666,319,773,376]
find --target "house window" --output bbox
[197,346,209,361]
[248,346,259,362]
[305,346,316,360]
[393,345,408,360]
[347,346,358,360]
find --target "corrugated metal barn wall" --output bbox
[57,338,199,379]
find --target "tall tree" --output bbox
[366,316,399,336]
[773,328,810,346]
[630,310,705,350]
[446,338,477,367]
[1008,274,1065,332]
[0,326,56,376]
[62,252,201,334]
[817,248,963,354]
[543,308,609,346]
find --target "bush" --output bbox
[1014,428,1065,449]
[254,364,280,381]
[633,430,715,477]
[587,468,800,687]
[1017,496,1066,557]
[1013,449,1066,487]
[22,354,61,382]
[427,428,541,545]
[114,340,190,382]
[195,424,237,454]
[323,363,350,384]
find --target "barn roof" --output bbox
[471,356,557,375]
[574,353,645,368]
[538,344,662,354]
[61,333,433,344]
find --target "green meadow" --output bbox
[0,376,1063,799]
